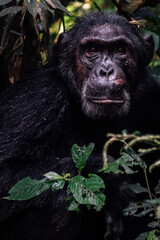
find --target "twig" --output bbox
[149,159,160,173]
[125,136,160,149]
[144,168,152,199]
[111,0,131,21]
[102,137,118,169]
[138,147,160,154]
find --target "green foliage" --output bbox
[104,151,140,174]
[25,0,37,18]
[5,143,105,211]
[0,0,70,18]
[123,197,160,220]
[0,0,14,6]
[103,146,147,174]
[0,6,22,17]
[4,177,52,200]
[135,233,149,240]
[135,230,160,240]
[43,172,66,190]
[102,133,160,239]
[123,147,147,169]
[4,134,160,238]
[147,230,160,240]
[71,142,94,174]
[69,174,105,209]
[121,182,148,194]
[122,174,160,239]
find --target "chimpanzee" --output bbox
[0,11,160,240]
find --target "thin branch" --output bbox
[102,137,118,169]
[111,0,131,21]
[149,159,160,173]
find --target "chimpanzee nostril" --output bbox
[108,68,114,76]
[99,66,114,79]
[100,69,107,77]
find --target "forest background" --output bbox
[0,0,160,92]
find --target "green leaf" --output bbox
[44,171,63,180]
[0,6,22,17]
[135,232,149,240]
[147,230,160,240]
[145,198,160,206]
[46,0,71,16]
[84,174,105,191]
[71,143,94,174]
[93,204,103,212]
[132,130,141,135]
[103,145,148,174]
[104,150,142,174]
[120,182,148,194]
[39,0,55,15]
[103,161,122,174]
[25,0,37,18]
[123,200,156,218]
[43,172,65,190]
[123,147,147,169]
[67,199,80,211]
[123,202,140,217]
[51,180,65,190]
[69,174,105,207]
[134,204,153,217]
[148,221,160,229]
[0,0,13,6]
[5,177,52,200]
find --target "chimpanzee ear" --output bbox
[143,34,154,66]
[57,32,68,43]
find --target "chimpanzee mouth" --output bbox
[88,98,125,104]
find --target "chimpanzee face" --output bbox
[57,13,154,120]
[76,23,137,120]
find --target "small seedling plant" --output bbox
[5,133,160,239]
[5,143,106,211]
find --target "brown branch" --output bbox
[111,0,131,21]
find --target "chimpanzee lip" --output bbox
[88,98,125,104]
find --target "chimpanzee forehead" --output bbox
[79,23,133,47]
[90,23,126,40]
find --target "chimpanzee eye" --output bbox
[87,44,98,53]
[115,46,126,54]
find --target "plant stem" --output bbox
[102,137,118,169]
[144,169,152,200]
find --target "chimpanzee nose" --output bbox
[98,66,114,80]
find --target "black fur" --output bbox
[0,12,160,240]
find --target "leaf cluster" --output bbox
[5,143,106,212]
[102,133,160,239]
[0,0,70,19]
[5,134,160,239]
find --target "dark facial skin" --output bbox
[76,24,137,119]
